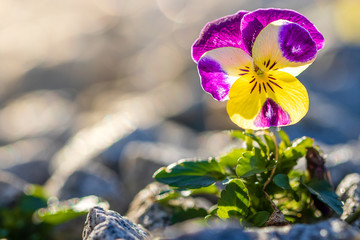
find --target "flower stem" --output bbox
[263,129,279,210]
[245,129,253,151]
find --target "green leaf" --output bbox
[219,148,246,167]
[35,196,109,225]
[243,133,268,154]
[303,180,343,215]
[153,158,226,189]
[278,129,291,147]
[236,148,269,178]
[230,130,246,140]
[217,179,249,219]
[247,211,271,227]
[273,174,292,190]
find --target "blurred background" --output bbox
[0,0,359,238]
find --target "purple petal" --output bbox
[198,57,231,101]
[254,98,291,128]
[241,8,324,55]
[279,22,317,63]
[192,10,248,63]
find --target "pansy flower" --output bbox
[192,8,324,129]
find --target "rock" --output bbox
[119,142,194,199]
[126,182,212,233]
[0,171,27,207]
[174,227,250,240]
[83,206,150,240]
[56,163,128,213]
[170,218,360,240]
[245,218,360,240]
[336,173,360,227]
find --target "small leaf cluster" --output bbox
[153,129,343,226]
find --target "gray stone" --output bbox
[336,173,360,227]
[83,206,150,240]
[245,218,360,240]
[174,227,250,240]
[171,218,360,240]
[0,171,27,207]
[57,163,128,213]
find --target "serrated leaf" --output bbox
[247,211,271,227]
[153,158,226,189]
[303,180,343,215]
[236,148,269,178]
[278,129,291,147]
[273,174,292,190]
[220,148,246,167]
[243,133,268,154]
[35,196,109,225]
[217,179,249,219]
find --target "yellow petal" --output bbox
[266,71,309,126]
[226,74,267,130]
[226,70,309,129]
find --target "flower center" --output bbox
[254,63,264,77]
[238,61,283,95]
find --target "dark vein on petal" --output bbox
[266,59,270,68]
[259,83,262,94]
[269,61,277,70]
[239,73,247,76]
[267,83,274,93]
[249,79,255,84]
[268,76,276,80]
[245,66,249,69]
[239,69,249,72]
[263,83,267,93]
[250,82,258,94]
[269,80,282,89]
